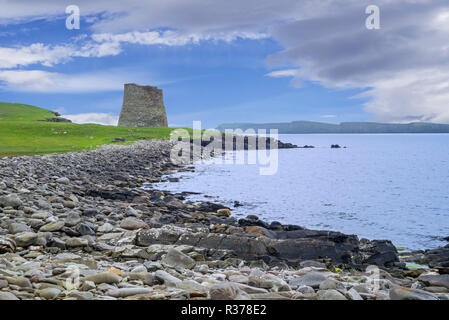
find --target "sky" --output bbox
[1,0,449,128]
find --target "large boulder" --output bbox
[161,248,196,270]
[0,194,22,208]
[360,240,400,267]
[389,287,439,300]
[423,246,449,274]
[418,274,449,289]
[209,282,250,300]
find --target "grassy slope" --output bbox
[0,102,182,157]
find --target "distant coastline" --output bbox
[216,121,449,134]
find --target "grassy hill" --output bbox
[0,102,179,157]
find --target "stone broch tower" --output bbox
[118,83,168,127]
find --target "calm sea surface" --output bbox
[152,134,449,250]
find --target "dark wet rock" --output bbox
[238,217,270,229]
[266,236,359,265]
[365,251,399,266]
[360,240,399,267]
[40,117,72,123]
[191,134,298,152]
[268,221,283,230]
[389,287,438,300]
[136,223,396,267]
[233,201,243,207]
[86,189,139,201]
[422,246,449,274]
[277,224,305,232]
[418,274,449,289]
[246,215,259,221]
[197,202,228,213]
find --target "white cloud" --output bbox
[265,69,299,78]
[0,43,71,69]
[92,30,268,46]
[360,69,449,123]
[265,69,303,87]
[64,113,118,125]
[0,70,127,92]
[0,41,122,69]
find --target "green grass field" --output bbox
[0,102,184,157]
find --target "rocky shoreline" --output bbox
[1,139,448,300]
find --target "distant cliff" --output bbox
[216,121,449,134]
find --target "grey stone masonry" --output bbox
[118,83,168,127]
